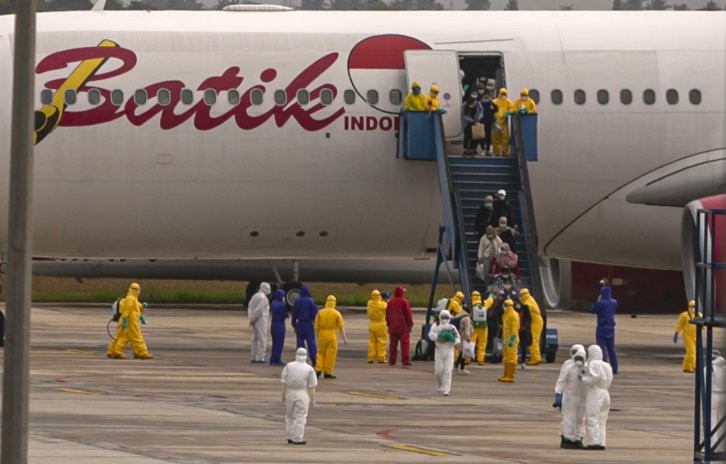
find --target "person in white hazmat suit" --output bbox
[248,282,271,363]
[553,344,587,449]
[281,347,318,445]
[580,344,613,450]
[428,310,461,396]
[710,350,725,453]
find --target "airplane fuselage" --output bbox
[0,10,723,272]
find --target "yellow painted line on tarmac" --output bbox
[387,443,451,457]
[346,391,398,400]
[58,388,98,396]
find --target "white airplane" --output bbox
[0,8,724,308]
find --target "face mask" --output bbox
[413,88,420,95]
[484,204,493,209]
[575,360,584,367]
[499,223,507,228]
[498,195,505,200]
[440,318,450,326]
[486,233,493,239]
[477,90,484,95]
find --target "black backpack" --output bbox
[414,337,436,361]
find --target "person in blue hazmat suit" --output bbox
[553,344,587,448]
[580,344,613,450]
[281,347,318,445]
[248,282,271,363]
[292,285,318,366]
[591,286,618,374]
[269,289,288,366]
[428,309,460,396]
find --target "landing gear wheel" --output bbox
[282,281,303,310]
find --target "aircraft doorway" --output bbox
[451,54,505,156]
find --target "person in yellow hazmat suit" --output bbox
[513,88,537,114]
[366,290,388,364]
[314,295,348,378]
[470,291,494,365]
[520,288,544,366]
[446,290,465,360]
[492,88,514,157]
[498,298,519,382]
[426,84,440,112]
[447,291,464,317]
[107,282,153,359]
[403,81,427,111]
[673,300,701,373]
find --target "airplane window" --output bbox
[64,89,77,105]
[597,89,609,105]
[180,89,194,105]
[111,89,124,106]
[297,90,310,105]
[550,89,563,105]
[134,89,147,105]
[367,90,379,105]
[228,89,240,105]
[344,89,356,105]
[529,89,540,104]
[390,89,402,105]
[320,89,333,105]
[204,89,217,106]
[250,89,263,106]
[689,89,701,105]
[666,89,678,105]
[643,89,656,105]
[88,89,101,105]
[40,89,53,105]
[157,88,171,107]
[574,89,586,105]
[274,90,287,106]
[620,89,632,105]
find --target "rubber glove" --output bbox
[120,317,127,330]
[140,315,147,325]
[673,333,678,344]
[552,393,562,409]
[507,334,516,348]
[142,302,149,309]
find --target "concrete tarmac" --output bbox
[0,304,721,463]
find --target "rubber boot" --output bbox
[499,362,515,382]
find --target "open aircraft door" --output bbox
[404,50,462,138]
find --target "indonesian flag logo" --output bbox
[347,34,430,114]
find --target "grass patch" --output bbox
[1,277,454,307]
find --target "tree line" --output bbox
[0,0,721,14]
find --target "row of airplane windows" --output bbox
[40,86,704,108]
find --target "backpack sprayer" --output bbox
[106,299,149,339]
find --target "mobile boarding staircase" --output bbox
[691,207,725,463]
[397,111,556,362]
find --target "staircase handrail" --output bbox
[511,114,543,304]
[452,188,472,305]
[433,112,456,260]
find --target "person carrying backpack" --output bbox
[106,282,153,360]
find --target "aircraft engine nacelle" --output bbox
[681,195,726,316]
